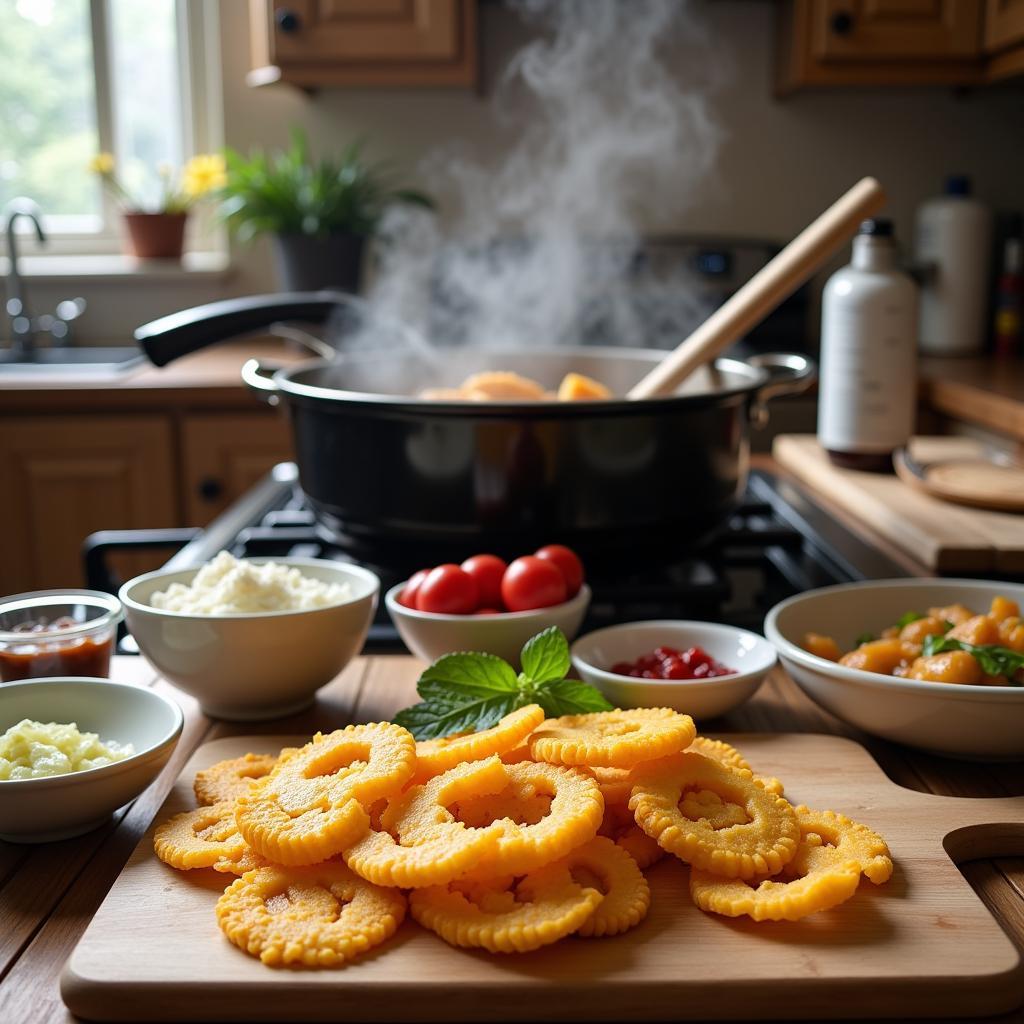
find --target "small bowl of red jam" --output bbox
[571,620,777,718]
[0,591,123,682]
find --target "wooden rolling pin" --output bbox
[628,176,886,399]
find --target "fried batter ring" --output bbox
[414,704,545,781]
[629,752,799,878]
[559,836,650,938]
[690,854,861,922]
[793,805,893,884]
[194,751,296,806]
[154,801,245,870]
[345,756,603,886]
[216,861,406,967]
[530,708,696,768]
[235,723,416,867]
[409,861,602,953]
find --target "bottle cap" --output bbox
[944,175,971,196]
[858,218,894,237]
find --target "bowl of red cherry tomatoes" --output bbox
[570,620,776,718]
[384,545,591,665]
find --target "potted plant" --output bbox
[89,152,226,260]
[219,130,433,293]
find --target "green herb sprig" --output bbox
[921,634,1024,682]
[394,627,612,740]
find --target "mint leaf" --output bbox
[920,634,1024,681]
[895,611,923,630]
[417,651,518,699]
[520,626,571,684]
[394,628,616,740]
[854,632,874,646]
[394,693,521,740]
[534,677,613,717]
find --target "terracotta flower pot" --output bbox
[123,212,188,260]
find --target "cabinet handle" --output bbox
[198,477,224,502]
[275,7,301,33]
[830,10,854,35]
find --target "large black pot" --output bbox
[240,347,813,563]
[135,293,814,564]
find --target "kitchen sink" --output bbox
[0,346,145,373]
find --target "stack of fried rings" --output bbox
[153,705,892,967]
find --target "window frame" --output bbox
[5,0,224,257]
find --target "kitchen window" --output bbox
[0,0,222,260]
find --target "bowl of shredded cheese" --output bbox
[120,553,379,720]
[0,677,183,842]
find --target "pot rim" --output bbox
[259,346,787,415]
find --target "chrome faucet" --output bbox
[3,197,86,357]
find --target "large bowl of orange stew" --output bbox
[764,579,1024,760]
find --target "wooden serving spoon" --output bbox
[628,176,886,400]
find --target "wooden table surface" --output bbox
[1,654,1022,1023]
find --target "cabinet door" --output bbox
[0,417,177,592]
[812,0,983,60]
[250,0,476,87]
[986,0,1024,48]
[182,414,293,525]
[778,0,985,91]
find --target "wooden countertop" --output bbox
[1,654,1021,1024]
[0,339,306,413]
[920,356,1024,446]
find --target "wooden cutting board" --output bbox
[773,435,1024,574]
[62,733,1024,1022]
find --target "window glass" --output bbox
[108,0,182,211]
[0,0,101,226]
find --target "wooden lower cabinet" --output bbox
[0,416,177,592]
[181,413,293,524]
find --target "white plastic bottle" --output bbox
[914,175,992,355]
[818,219,919,472]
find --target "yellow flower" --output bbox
[89,152,115,175]
[182,153,227,198]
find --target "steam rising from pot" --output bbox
[360,0,726,353]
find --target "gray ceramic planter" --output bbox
[271,232,366,292]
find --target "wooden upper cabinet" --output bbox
[0,417,177,593]
[985,0,1024,77]
[811,0,983,61]
[248,0,477,88]
[778,0,992,92]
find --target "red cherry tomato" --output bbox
[399,568,430,609]
[460,554,507,609]
[474,607,501,615]
[501,556,567,612]
[416,564,479,615]
[534,544,584,597]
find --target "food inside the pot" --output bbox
[420,370,611,402]
[398,545,585,614]
[610,645,736,680]
[802,595,1024,686]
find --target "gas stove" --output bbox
[85,463,907,652]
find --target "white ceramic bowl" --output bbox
[764,578,1024,760]
[120,558,379,720]
[0,677,183,842]
[385,583,591,666]
[571,620,777,718]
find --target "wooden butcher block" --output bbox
[62,733,1024,1022]
[773,435,1024,574]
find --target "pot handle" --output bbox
[241,358,282,406]
[747,352,817,427]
